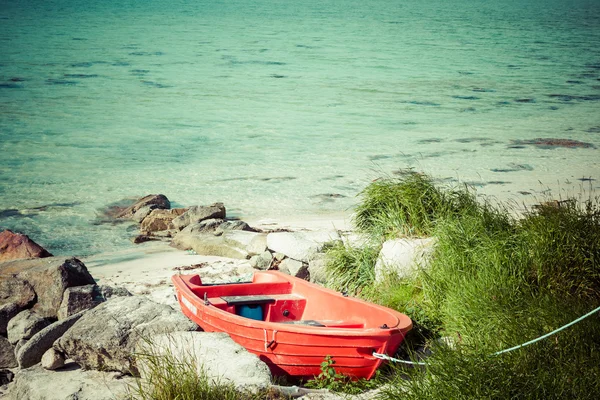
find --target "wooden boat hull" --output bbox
[172,271,412,380]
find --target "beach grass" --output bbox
[324,171,600,398]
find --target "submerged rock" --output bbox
[114,194,170,219]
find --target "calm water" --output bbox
[1,0,599,256]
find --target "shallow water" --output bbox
[1,0,599,256]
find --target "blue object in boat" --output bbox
[238,304,263,320]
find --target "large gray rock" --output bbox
[374,237,436,282]
[171,232,249,259]
[0,336,16,368]
[222,230,261,249]
[115,194,170,219]
[0,279,36,335]
[249,251,273,270]
[132,204,159,223]
[214,220,252,235]
[137,332,271,391]
[57,284,105,320]
[17,311,84,369]
[0,230,52,262]
[8,364,135,400]
[171,203,226,230]
[278,258,309,279]
[7,309,51,344]
[180,218,225,234]
[267,230,341,263]
[55,296,197,374]
[247,234,268,255]
[0,257,95,319]
[308,254,328,285]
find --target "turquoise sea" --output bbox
[1,0,599,256]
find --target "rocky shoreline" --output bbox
[1,194,396,400]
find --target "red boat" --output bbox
[171,271,412,380]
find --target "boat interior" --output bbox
[179,273,381,329]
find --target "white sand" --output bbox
[82,215,352,307]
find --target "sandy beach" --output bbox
[82,214,353,308]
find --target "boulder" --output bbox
[55,296,197,374]
[132,204,159,223]
[0,279,36,334]
[0,336,16,368]
[308,254,328,285]
[374,238,436,282]
[247,234,268,255]
[171,232,249,259]
[57,284,104,320]
[8,364,135,400]
[7,310,51,344]
[17,311,85,369]
[171,203,226,231]
[97,284,132,299]
[41,348,65,370]
[266,230,341,263]
[137,332,271,391]
[0,230,52,262]
[140,208,187,234]
[0,257,96,319]
[0,368,14,386]
[249,251,273,270]
[180,218,225,234]
[115,194,170,219]
[278,258,309,279]
[214,220,252,235]
[222,230,261,249]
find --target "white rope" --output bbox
[374,304,600,366]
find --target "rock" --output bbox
[7,310,51,344]
[17,311,85,369]
[179,218,225,234]
[115,194,170,219]
[0,257,96,319]
[308,254,328,285]
[278,258,309,279]
[41,348,65,370]
[0,230,52,262]
[55,296,197,374]
[214,220,252,235]
[132,234,161,244]
[267,230,341,263]
[0,279,36,335]
[247,234,268,255]
[0,336,16,368]
[250,251,273,270]
[171,232,249,259]
[171,203,226,231]
[273,252,286,262]
[137,332,271,391]
[140,208,187,234]
[8,364,135,400]
[222,230,261,248]
[374,238,436,282]
[132,204,159,223]
[14,339,27,356]
[57,284,104,320]
[97,284,132,299]
[0,368,14,385]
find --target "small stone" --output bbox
[41,348,65,370]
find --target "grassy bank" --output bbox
[325,171,600,399]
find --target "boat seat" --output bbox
[220,295,276,305]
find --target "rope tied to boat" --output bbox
[264,329,278,351]
[374,304,600,366]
